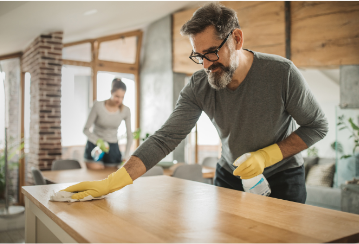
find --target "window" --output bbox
[98,36,137,64]
[61,65,91,146]
[62,43,92,62]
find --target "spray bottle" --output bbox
[233,153,271,196]
[91,140,109,161]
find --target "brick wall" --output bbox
[21,32,63,184]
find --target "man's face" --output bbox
[189,26,238,90]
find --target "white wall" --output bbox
[299,68,340,158]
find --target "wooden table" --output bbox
[42,165,215,184]
[23,176,359,243]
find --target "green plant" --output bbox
[122,128,151,141]
[337,115,359,159]
[307,146,319,157]
[0,138,24,198]
[331,141,343,154]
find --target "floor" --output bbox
[0,228,24,243]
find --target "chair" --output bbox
[172,164,204,182]
[142,166,164,177]
[31,167,46,185]
[201,157,218,168]
[51,159,81,170]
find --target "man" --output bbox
[63,3,328,203]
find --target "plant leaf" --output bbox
[341,155,352,159]
[349,118,359,131]
[339,126,347,131]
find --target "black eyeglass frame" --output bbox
[189,29,234,64]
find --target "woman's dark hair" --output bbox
[180,2,240,39]
[111,78,126,93]
[111,78,126,111]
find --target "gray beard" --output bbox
[206,55,238,91]
[207,65,235,90]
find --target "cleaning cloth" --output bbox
[49,190,105,202]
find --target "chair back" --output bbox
[172,164,203,182]
[202,157,218,168]
[52,159,81,170]
[142,166,164,177]
[31,167,46,185]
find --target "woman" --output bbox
[83,78,133,169]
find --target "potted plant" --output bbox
[337,115,359,214]
[0,137,24,201]
[337,115,359,160]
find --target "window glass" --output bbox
[61,65,91,146]
[62,43,92,62]
[98,36,137,64]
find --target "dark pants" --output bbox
[214,164,307,203]
[84,140,122,166]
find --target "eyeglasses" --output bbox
[189,30,234,65]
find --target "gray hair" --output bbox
[180,2,240,39]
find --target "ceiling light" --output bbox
[83,9,98,16]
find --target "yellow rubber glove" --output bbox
[233,144,283,180]
[61,167,133,200]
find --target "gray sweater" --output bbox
[83,100,133,159]
[133,49,328,178]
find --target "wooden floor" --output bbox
[0,228,24,243]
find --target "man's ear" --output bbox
[233,29,243,50]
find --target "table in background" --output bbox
[42,168,116,184]
[23,176,359,243]
[42,164,215,184]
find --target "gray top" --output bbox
[83,100,133,159]
[133,49,328,178]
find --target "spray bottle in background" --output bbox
[233,153,271,196]
[91,139,109,162]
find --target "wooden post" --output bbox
[195,124,198,164]
[285,1,291,60]
[135,32,143,148]
[91,41,98,102]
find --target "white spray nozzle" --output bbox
[233,153,252,167]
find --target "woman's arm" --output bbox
[83,102,99,144]
[124,108,133,160]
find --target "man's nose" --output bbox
[203,58,213,69]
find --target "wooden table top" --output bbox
[42,164,215,184]
[23,176,359,243]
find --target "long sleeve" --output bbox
[283,63,329,147]
[83,102,99,144]
[132,77,202,170]
[124,109,133,160]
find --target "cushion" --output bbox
[303,157,319,179]
[306,162,335,187]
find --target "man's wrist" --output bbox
[259,143,283,168]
